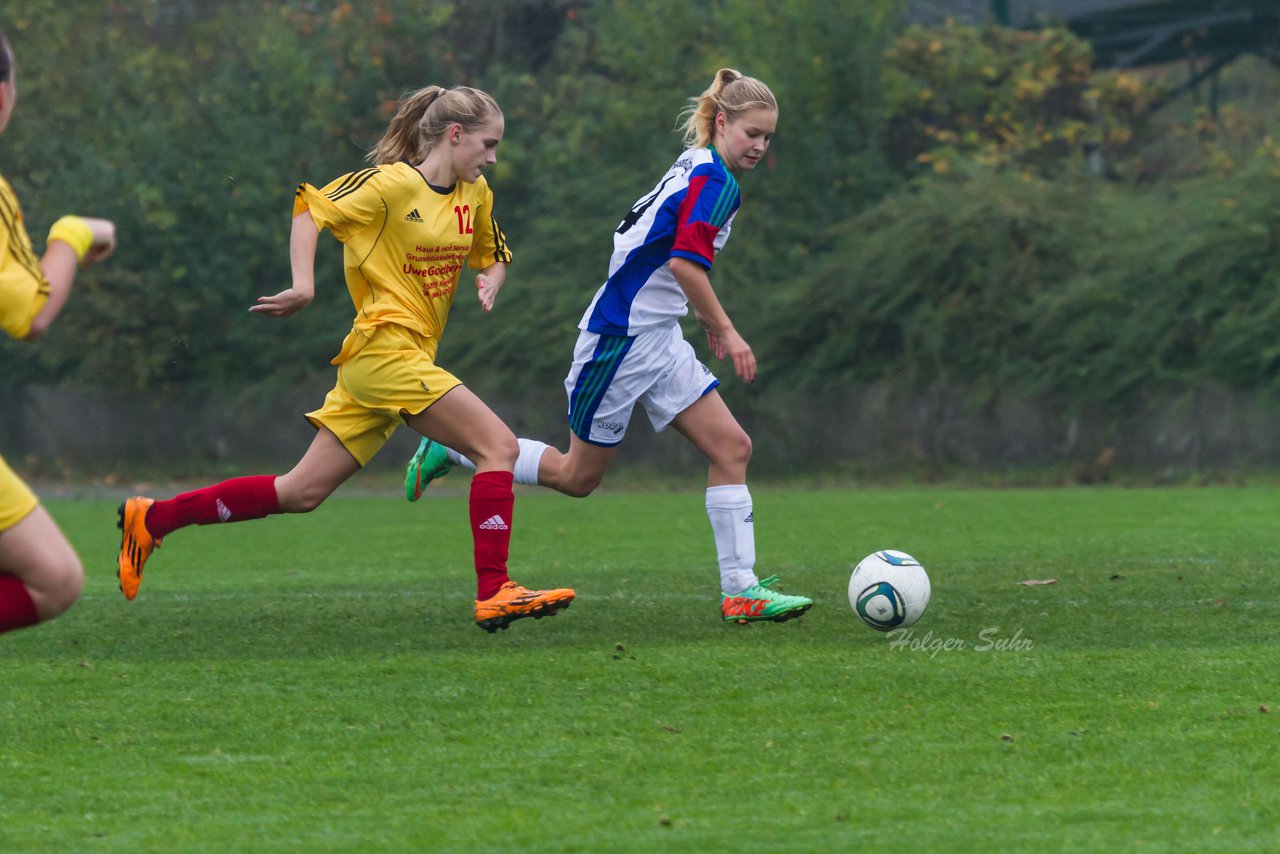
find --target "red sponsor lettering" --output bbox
[403,262,464,278]
[723,597,765,617]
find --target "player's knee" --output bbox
[39,555,84,618]
[497,432,520,468]
[293,491,327,513]
[470,431,519,471]
[55,559,85,613]
[559,470,602,498]
[278,482,329,513]
[723,429,752,466]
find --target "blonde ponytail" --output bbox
[368,85,502,165]
[679,68,778,149]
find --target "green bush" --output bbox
[0,0,901,401]
[758,148,1280,407]
[757,163,1092,391]
[882,20,1163,178]
[1029,154,1280,399]
[5,2,1280,426]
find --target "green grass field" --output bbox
[3,486,1278,851]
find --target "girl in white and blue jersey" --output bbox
[409,69,812,624]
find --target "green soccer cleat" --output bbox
[720,574,813,624]
[405,437,453,502]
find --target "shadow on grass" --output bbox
[8,586,837,662]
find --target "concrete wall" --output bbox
[5,380,1280,480]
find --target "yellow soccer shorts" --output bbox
[306,323,462,466]
[0,454,39,532]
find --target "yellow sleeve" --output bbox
[0,178,49,340]
[292,166,388,243]
[467,178,512,270]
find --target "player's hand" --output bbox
[703,327,724,360]
[476,273,502,312]
[250,287,313,317]
[80,218,117,266]
[711,327,757,384]
[695,310,725,358]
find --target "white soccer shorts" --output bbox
[564,323,719,446]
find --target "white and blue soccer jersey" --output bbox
[580,147,740,336]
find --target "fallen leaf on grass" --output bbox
[1017,579,1057,586]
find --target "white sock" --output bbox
[445,447,475,470]
[514,438,549,486]
[706,484,757,595]
[445,439,546,485]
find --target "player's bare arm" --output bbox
[251,210,318,317]
[26,216,117,342]
[669,256,756,383]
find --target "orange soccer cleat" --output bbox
[117,497,161,600]
[474,581,575,633]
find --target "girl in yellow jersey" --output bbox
[0,32,117,636]
[116,86,573,632]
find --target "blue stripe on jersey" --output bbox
[582,148,738,337]
[568,334,634,441]
[584,193,685,335]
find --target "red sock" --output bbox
[470,471,514,600]
[145,475,282,539]
[0,573,39,635]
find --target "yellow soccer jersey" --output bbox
[0,174,50,341]
[294,160,510,359]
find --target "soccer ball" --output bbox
[848,549,931,631]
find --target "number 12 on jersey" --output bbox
[454,205,473,234]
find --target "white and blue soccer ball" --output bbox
[848,549,931,631]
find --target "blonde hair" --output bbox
[368,85,502,165]
[679,68,777,149]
